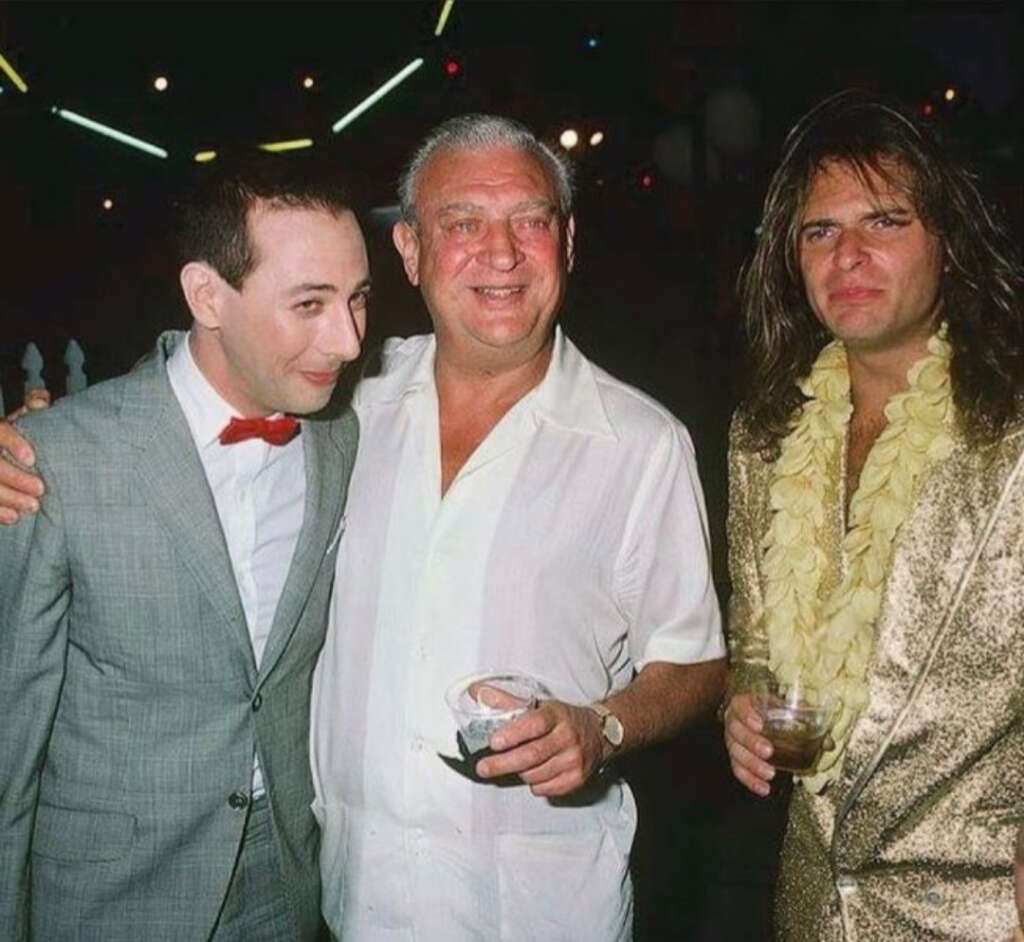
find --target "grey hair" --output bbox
[398,113,574,225]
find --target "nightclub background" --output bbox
[2,2,1021,938]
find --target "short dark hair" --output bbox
[738,89,1024,453]
[175,155,358,290]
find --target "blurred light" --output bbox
[586,36,600,49]
[0,49,28,93]
[944,87,956,102]
[923,102,934,117]
[444,59,461,77]
[52,107,168,158]
[434,0,455,37]
[303,75,315,89]
[102,198,113,211]
[153,75,168,92]
[331,57,423,133]
[640,172,654,189]
[194,150,218,163]
[559,128,579,149]
[589,131,604,147]
[258,138,314,153]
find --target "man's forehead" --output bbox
[419,146,557,205]
[809,157,915,201]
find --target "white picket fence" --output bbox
[1,340,88,416]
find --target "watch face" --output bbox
[604,714,624,747]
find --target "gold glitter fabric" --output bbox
[727,415,1024,941]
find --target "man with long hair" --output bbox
[723,89,1024,940]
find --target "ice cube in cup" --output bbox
[445,671,550,755]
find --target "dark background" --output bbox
[2,2,1021,937]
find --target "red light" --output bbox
[923,102,934,116]
[444,60,461,77]
[641,173,653,189]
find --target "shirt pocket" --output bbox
[32,803,136,862]
[495,824,633,942]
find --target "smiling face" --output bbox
[185,202,370,416]
[392,145,574,371]
[798,159,944,357]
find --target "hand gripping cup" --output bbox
[445,671,551,758]
[753,675,836,774]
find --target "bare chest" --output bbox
[846,413,888,512]
[439,408,508,496]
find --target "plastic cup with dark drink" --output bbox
[753,677,835,774]
[445,671,551,763]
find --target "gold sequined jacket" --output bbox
[727,416,1024,942]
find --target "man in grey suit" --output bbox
[0,159,369,940]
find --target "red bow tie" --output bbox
[219,415,300,446]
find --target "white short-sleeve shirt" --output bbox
[310,328,724,941]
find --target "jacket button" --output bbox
[228,791,250,810]
[252,693,263,712]
[836,874,858,896]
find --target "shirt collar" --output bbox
[166,331,259,449]
[528,327,616,439]
[358,326,615,440]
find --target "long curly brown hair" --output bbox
[737,89,1024,456]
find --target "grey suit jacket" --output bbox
[0,332,358,941]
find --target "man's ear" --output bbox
[392,221,422,287]
[180,262,227,329]
[564,215,576,273]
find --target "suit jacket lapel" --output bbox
[257,410,355,681]
[834,428,1024,831]
[120,333,256,675]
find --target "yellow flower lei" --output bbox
[761,329,955,792]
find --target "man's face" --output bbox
[392,145,574,369]
[798,160,944,355]
[212,204,369,416]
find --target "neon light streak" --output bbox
[194,150,218,163]
[0,50,28,93]
[53,107,168,158]
[331,58,423,134]
[434,0,455,37]
[258,138,314,153]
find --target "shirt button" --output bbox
[924,888,942,906]
[836,874,858,896]
[228,791,250,810]
[252,693,263,712]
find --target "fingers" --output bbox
[24,389,52,412]
[489,705,554,752]
[0,480,42,521]
[724,693,776,797]
[0,420,38,467]
[477,701,603,793]
[470,682,534,712]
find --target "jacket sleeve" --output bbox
[725,415,772,698]
[0,450,71,941]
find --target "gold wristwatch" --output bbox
[587,702,624,751]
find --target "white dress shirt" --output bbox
[310,328,724,941]
[167,334,306,795]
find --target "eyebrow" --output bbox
[799,206,913,232]
[286,282,338,295]
[436,198,556,216]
